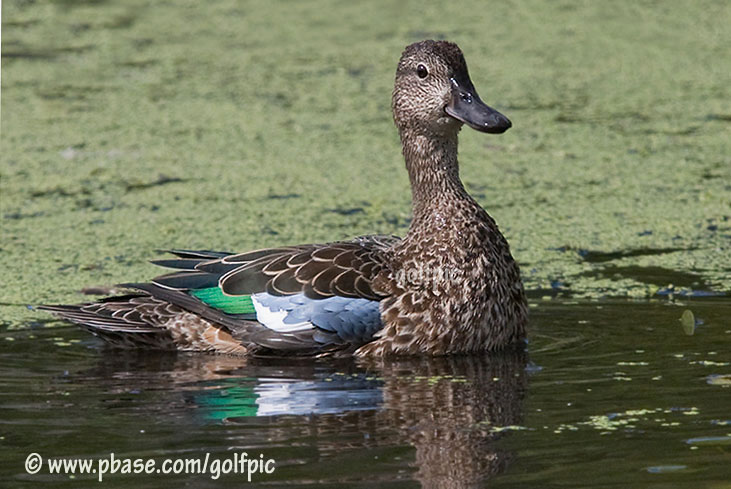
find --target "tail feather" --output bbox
[38,303,157,332]
[38,302,178,349]
[39,249,274,355]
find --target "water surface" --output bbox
[1,298,729,487]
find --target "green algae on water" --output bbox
[2,0,730,329]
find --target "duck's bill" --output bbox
[445,77,511,134]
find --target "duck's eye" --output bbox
[416,64,428,79]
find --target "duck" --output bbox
[41,40,528,357]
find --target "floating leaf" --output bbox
[685,435,731,446]
[706,374,731,386]
[680,310,695,335]
[646,465,687,474]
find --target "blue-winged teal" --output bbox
[42,40,528,357]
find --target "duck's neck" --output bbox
[400,131,473,224]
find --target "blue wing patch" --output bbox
[251,293,383,345]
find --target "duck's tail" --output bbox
[38,295,181,350]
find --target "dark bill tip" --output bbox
[446,77,512,134]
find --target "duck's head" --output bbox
[392,40,511,137]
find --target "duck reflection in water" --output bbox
[82,350,527,488]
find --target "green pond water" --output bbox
[2,0,730,487]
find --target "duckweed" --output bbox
[2,1,729,330]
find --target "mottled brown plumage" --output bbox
[41,40,527,357]
[359,41,527,355]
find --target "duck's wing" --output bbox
[153,235,398,300]
[146,235,399,354]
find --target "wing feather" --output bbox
[216,236,397,300]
